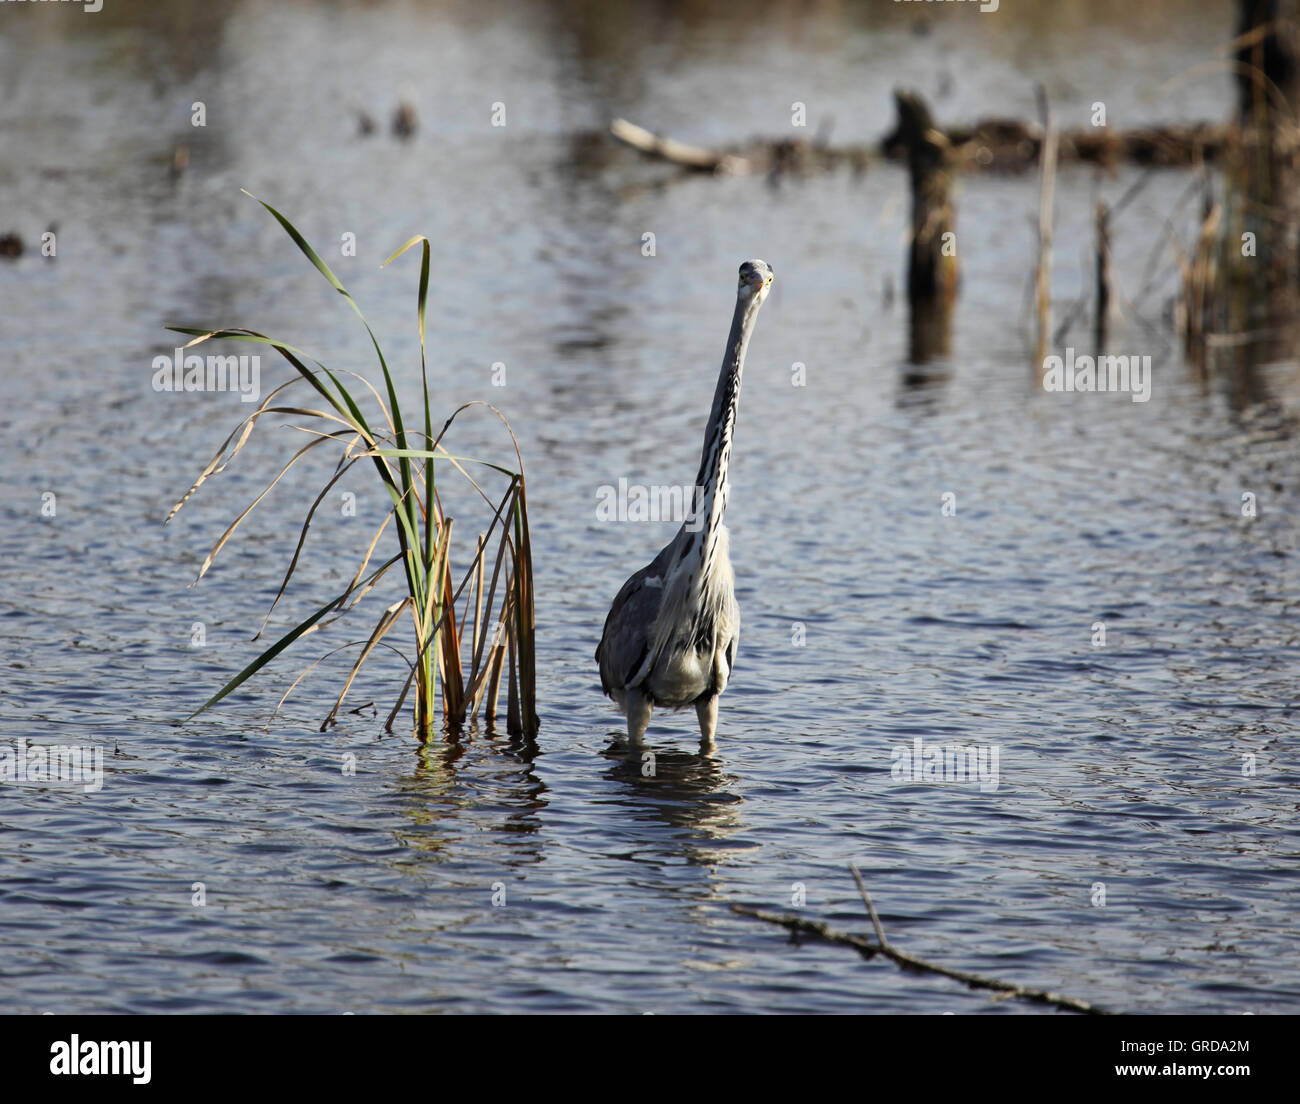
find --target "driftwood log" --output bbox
[610,108,1236,179]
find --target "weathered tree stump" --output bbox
[1234,1,1300,286]
[1208,0,1300,374]
[885,90,957,362]
[890,90,958,308]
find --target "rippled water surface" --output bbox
[2,0,1298,1014]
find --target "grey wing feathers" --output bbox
[596,546,673,696]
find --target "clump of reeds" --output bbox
[167,192,537,742]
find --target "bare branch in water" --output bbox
[733,866,1113,1016]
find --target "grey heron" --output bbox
[597,259,774,748]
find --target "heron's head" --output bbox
[737,259,774,306]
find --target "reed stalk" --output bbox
[167,193,538,742]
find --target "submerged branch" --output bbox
[732,865,1112,1016]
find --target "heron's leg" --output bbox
[695,695,718,748]
[626,695,652,746]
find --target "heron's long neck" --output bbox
[687,294,758,566]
